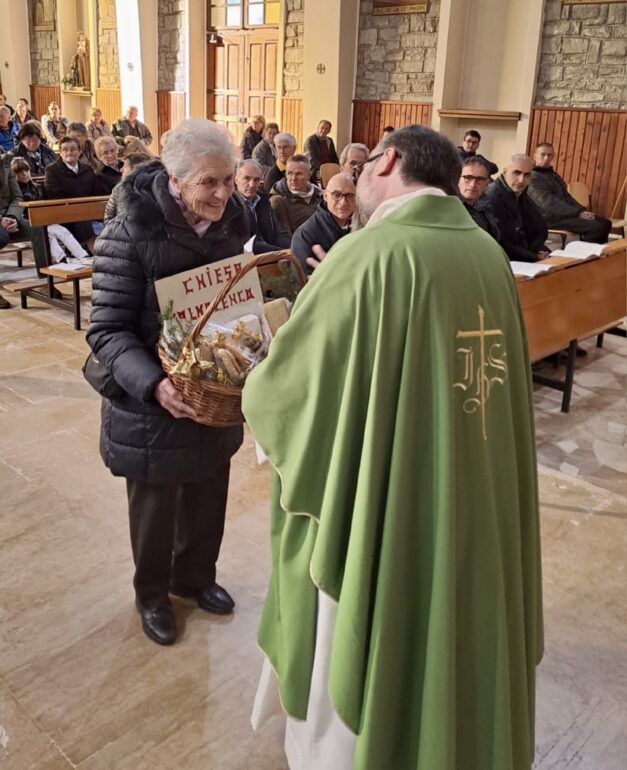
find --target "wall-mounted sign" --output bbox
[373,1,428,15]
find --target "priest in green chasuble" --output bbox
[243,125,543,770]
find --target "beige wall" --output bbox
[138,0,158,143]
[433,0,544,171]
[0,0,31,101]
[303,0,360,151]
[187,0,206,118]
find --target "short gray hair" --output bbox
[339,142,368,166]
[274,132,297,148]
[0,106,10,117]
[236,158,263,175]
[161,118,236,181]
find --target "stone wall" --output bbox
[535,1,626,109]
[158,0,186,92]
[283,0,305,97]
[355,0,440,102]
[28,0,60,86]
[97,0,120,89]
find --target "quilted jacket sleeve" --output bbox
[87,219,166,403]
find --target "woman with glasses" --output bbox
[291,172,356,275]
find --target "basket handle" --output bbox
[182,249,305,351]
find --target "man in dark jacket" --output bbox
[484,154,549,263]
[112,105,153,147]
[458,157,501,243]
[528,142,612,244]
[303,120,339,183]
[234,158,290,252]
[291,171,355,275]
[9,122,56,176]
[87,119,248,646]
[457,130,498,177]
[270,155,323,235]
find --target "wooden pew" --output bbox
[6,196,108,330]
[517,239,627,412]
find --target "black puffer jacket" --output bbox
[87,161,247,484]
[291,202,350,275]
[528,166,584,224]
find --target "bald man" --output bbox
[484,154,549,263]
[291,172,355,275]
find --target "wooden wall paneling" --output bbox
[156,91,186,145]
[351,100,433,149]
[30,85,61,121]
[527,107,627,219]
[94,88,122,125]
[280,97,303,148]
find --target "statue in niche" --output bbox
[69,32,90,90]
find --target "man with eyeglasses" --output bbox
[291,172,356,275]
[458,158,501,242]
[339,143,369,183]
[244,125,542,770]
[457,129,498,177]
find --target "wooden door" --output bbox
[207,29,278,143]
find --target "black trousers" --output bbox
[548,215,612,243]
[126,463,231,607]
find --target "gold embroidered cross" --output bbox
[454,305,507,441]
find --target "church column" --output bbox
[302,0,361,152]
[186,0,207,118]
[114,0,158,144]
[432,0,545,168]
[0,0,31,102]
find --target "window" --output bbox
[209,0,280,28]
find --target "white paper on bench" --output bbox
[510,262,555,278]
[47,262,87,272]
[550,241,605,259]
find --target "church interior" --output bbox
[0,0,625,768]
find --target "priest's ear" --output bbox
[375,147,400,177]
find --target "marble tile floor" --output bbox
[0,253,625,769]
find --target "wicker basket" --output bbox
[159,250,306,427]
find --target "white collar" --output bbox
[63,161,79,173]
[366,187,447,228]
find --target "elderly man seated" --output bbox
[484,154,548,263]
[263,132,297,191]
[303,119,339,182]
[457,130,498,177]
[94,136,122,194]
[269,154,322,235]
[112,106,153,148]
[339,142,369,182]
[234,159,291,253]
[528,142,611,244]
[291,172,355,275]
[458,158,500,242]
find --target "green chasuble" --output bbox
[242,193,543,770]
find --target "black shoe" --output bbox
[170,582,235,615]
[0,294,10,309]
[136,600,177,645]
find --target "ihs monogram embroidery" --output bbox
[454,305,508,441]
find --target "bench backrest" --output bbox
[20,196,109,227]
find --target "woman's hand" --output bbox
[154,378,199,421]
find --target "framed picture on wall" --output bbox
[31,0,55,31]
[373,1,428,15]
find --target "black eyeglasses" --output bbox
[461,174,489,183]
[352,149,401,175]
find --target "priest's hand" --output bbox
[306,244,327,273]
[154,378,199,421]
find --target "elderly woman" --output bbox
[94,135,122,194]
[86,107,112,142]
[10,122,56,175]
[87,119,248,646]
[240,114,265,160]
[41,102,69,151]
[67,122,99,171]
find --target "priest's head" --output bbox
[354,125,461,228]
[502,154,533,196]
